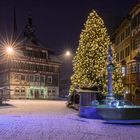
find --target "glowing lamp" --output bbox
[66,51,70,56]
[6,46,14,55]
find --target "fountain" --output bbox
[79,44,140,123]
[96,44,140,123]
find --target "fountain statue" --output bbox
[106,44,115,105]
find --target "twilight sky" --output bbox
[0,0,138,53]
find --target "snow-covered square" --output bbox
[0,100,140,140]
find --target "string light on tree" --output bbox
[69,10,124,95]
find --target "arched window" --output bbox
[15,87,20,95]
[21,87,26,95]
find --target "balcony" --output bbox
[123,73,140,85]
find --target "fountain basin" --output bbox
[79,105,140,121]
[79,106,102,119]
[96,105,140,120]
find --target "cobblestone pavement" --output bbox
[0,100,140,140]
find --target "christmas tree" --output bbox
[70,10,124,95]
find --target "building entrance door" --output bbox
[135,89,140,105]
[34,89,39,99]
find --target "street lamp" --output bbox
[65,51,71,57]
[6,46,14,55]
[59,50,73,98]
[5,46,14,58]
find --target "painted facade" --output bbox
[0,17,61,100]
[112,2,140,104]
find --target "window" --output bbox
[15,87,20,95]
[132,63,136,73]
[40,89,44,97]
[48,88,51,96]
[26,75,30,82]
[55,67,59,73]
[47,76,52,83]
[134,37,140,50]
[138,63,140,72]
[125,46,129,57]
[40,76,45,83]
[115,36,120,45]
[35,75,39,82]
[30,89,33,96]
[120,50,124,60]
[21,87,25,95]
[42,52,46,59]
[121,66,126,76]
[30,75,34,82]
[40,65,43,71]
[48,66,53,72]
[27,63,30,70]
[126,26,130,37]
[138,12,140,25]
[121,32,125,42]
[14,74,20,81]
[52,88,56,96]
[132,16,137,29]
[21,75,25,81]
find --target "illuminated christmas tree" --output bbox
[70,10,124,95]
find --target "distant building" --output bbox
[112,1,140,104]
[0,17,61,99]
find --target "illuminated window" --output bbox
[121,66,126,76]
[131,63,136,73]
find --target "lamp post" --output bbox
[59,50,72,98]
[5,46,14,99]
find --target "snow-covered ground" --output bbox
[0,100,140,140]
